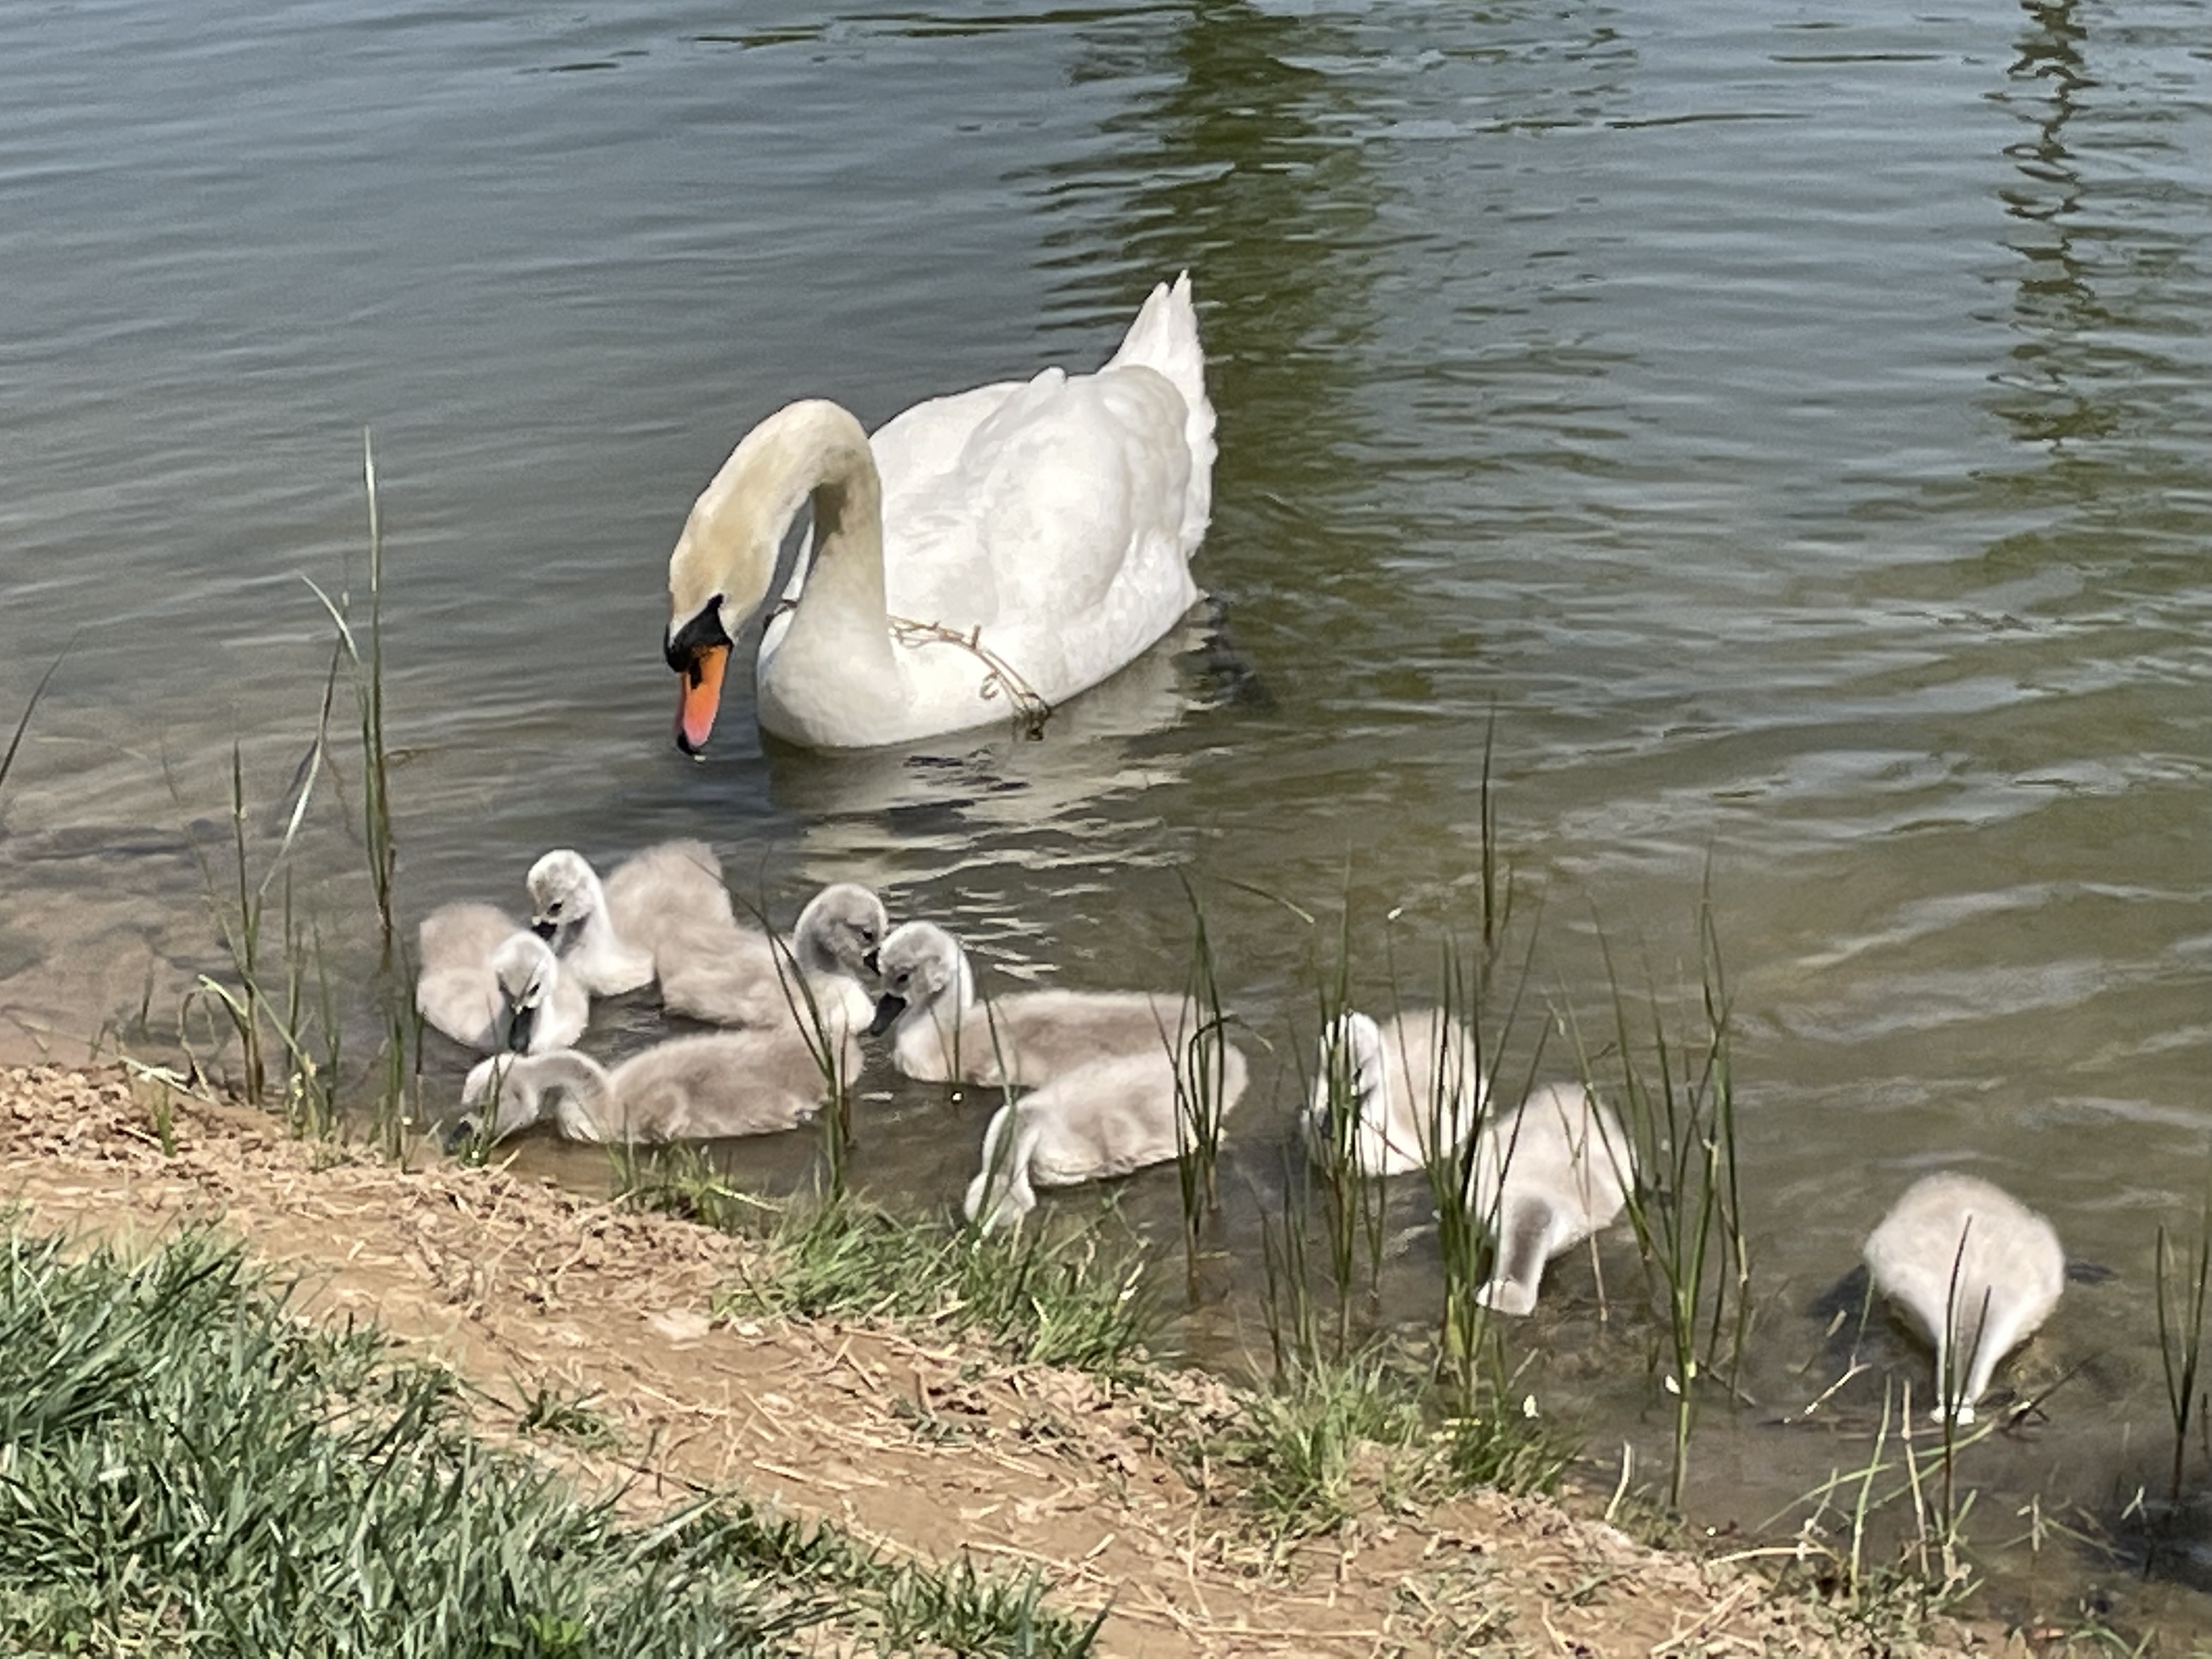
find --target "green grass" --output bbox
[1577,889,1751,1513]
[0,1224,805,1657]
[606,1142,782,1233]
[716,1190,1155,1376]
[714,1507,1105,1657]
[514,1382,624,1453]
[609,1148,1153,1375]
[170,439,421,1153]
[1201,1345,1572,1541]
[618,1156,1579,1549]
[0,1221,1111,1659]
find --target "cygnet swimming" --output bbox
[786,881,889,1035]
[1469,1082,1635,1317]
[531,844,879,1033]
[456,1020,861,1145]
[1305,1008,1487,1177]
[964,1041,1250,1233]
[868,920,1208,1087]
[1863,1171,2064,1425]
[528,840,740,1000]
[414,902,586,1055]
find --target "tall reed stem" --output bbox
[1587,890,1747,1511]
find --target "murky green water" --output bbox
[7,0,2212,1632]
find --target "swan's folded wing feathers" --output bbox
[870,381,1025,627]
[974,371,1191,614]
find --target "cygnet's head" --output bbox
[1474,1276,1540,1319]
[867,920,969,1037]
[526,849,602,952]
[452,1052,537,1149]
[1310,1010,1387,1139]
[490,932,560,1054]
[795,883,889,984]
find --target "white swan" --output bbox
[1469,1082,1635,1317]
[458,1021,859,1145]
[966,1043,1251,1234]
[414,902,586,1055]
[1305,1009,1487,1177]
[868,919,1214,1088]
[665,274,1215,752]
[1863,1172,2064,1425]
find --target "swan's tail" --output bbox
[1108,271,1216,555]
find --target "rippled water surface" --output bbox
[7,0,2212,1629]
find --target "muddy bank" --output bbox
[0,1064,2016,1657]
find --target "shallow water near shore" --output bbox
[6,0,2212,1633]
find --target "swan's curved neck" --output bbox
[673,400,892,654]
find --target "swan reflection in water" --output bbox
[756,603,1251,912]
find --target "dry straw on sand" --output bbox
[0,1063,2002,1658]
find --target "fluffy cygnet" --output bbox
[965,1041,1251,1234]
[1468,1082,1635,1317]
[530,847,878,1034]
[415,902,586,1055]
[457,1020,860,1146]
[787,881,889,1035]
[1305,1008,1487,1177]
[1864,1172,2064,1425]
[527,840,737,1002]
[868,920,1206,1087]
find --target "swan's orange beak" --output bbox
[674,644,728,757]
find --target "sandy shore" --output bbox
[0,1063,2016,1657]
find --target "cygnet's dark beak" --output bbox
[505,1002,537,1055]
[442,1115,483,1156]
[531,918,558,943]
[861,948,880,976]
[866,992,906,1039]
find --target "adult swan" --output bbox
[664,274,1215,753]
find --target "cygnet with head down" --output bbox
[1468,1081,1635,1317]
[1305,1008,1487,1178]
[868,919,1207,1087]
[1863,1171,2064,1425]
[415,901,586,1056]
[964,1040,1250,1234]
[455,1017,861,1146]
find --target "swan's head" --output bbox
[490,932,561,1054]
[665,400,878,755]
[527,849,603,953]
[867,920,969,1037]
[1310,1011,1387,1144]
[665,584,736,759]
[795,883,889,986]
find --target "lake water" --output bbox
[6,0,2212,1633]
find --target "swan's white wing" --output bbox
[870,367,1199,714]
